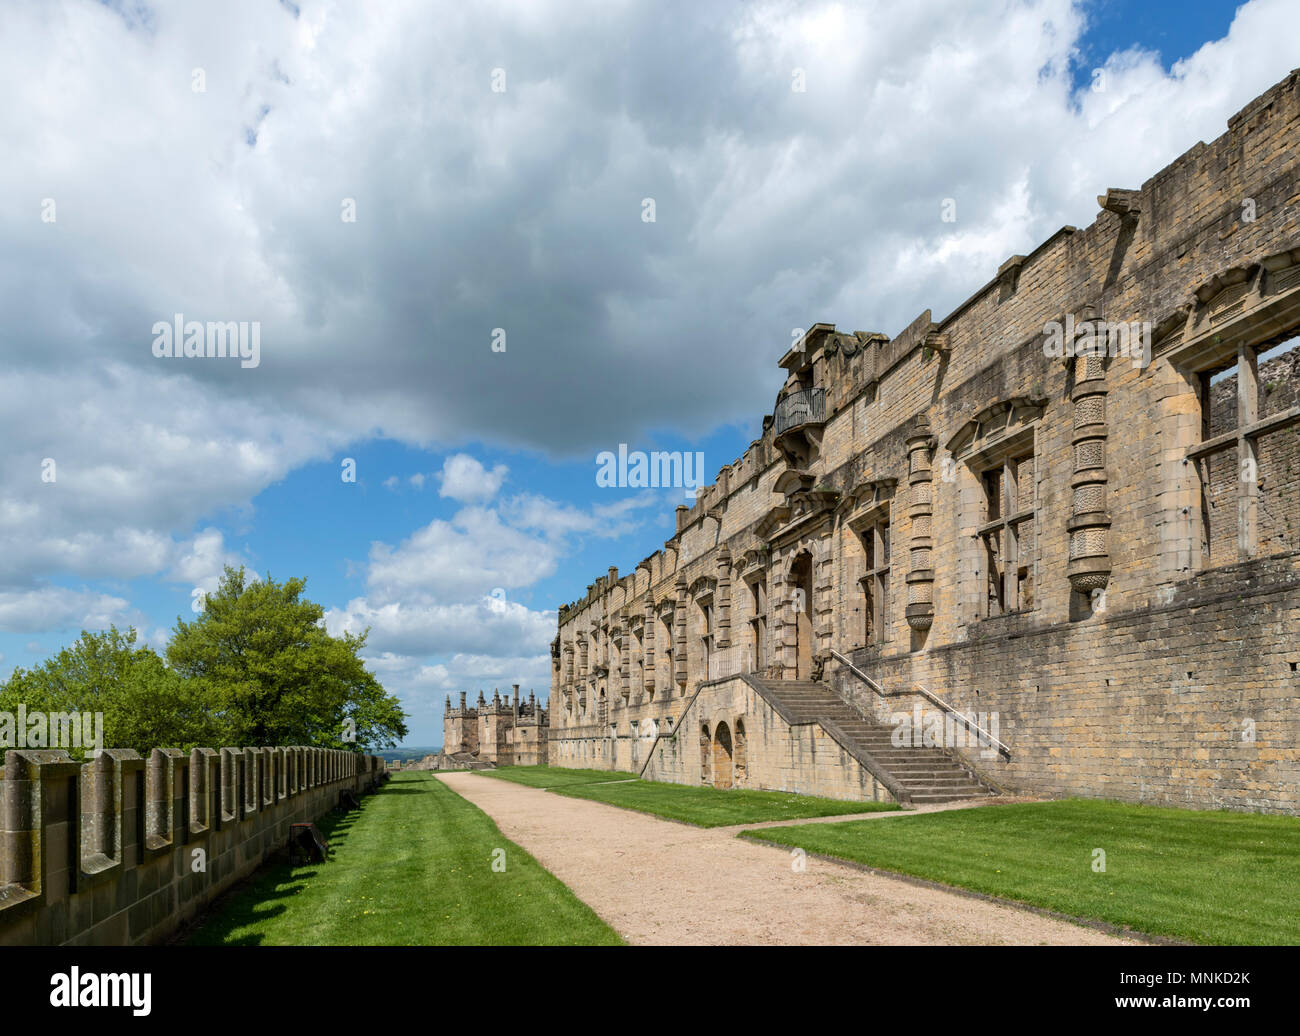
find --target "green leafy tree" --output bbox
[166,566,407,750]
[0,626,221,758]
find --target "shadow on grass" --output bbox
[183,792,381,945]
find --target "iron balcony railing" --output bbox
[773,387,826,436]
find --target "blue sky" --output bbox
[1,0,1291,747]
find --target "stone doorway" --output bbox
[712,721,733,789]
[789,553,813,680]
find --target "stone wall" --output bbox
[639,676,896,803]
[442,687,548,766]
[548,69,1300,815]
[0,745,386,946]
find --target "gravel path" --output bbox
[437,772,1133,946]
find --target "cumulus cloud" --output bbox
[438,454,508,504]
[3,0,1296,733]
[504,491,659,540]
[0,587,135,635]
[167,528,250,592]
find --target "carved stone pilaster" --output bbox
[642,596,655,694]
[904,423,936,630]
[673,576,689,689]
[619,613,630,703]
[1067,348,1113,594]
[715,548,732,648]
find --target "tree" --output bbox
[166,566,407,750]
[0,626,221,759]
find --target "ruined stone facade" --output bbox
[442,686,549,767]
[550,70,1300,814]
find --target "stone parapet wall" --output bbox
[0,746,386,946]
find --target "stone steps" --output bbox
[749,676,997,806]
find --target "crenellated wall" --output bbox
[0,745,386,946]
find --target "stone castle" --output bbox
[439,685,549,767]
[548,69,1300,814]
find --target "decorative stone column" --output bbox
[673,576,689,690]
[619,612,630,704]
[905,421,936,631]
[715,548,732,648]
[1067,347,1113,596]
[642,596,655,696]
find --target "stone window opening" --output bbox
[699,599,713,682]
[977,449,1036,616]
[1189,335,1300,565]
[857,517,891,645]
[700,723,711,784]
[633,625,647,702]
[746,575,767,673]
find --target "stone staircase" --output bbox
[748,677,998,805]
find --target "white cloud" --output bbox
[2,0,1297,736]
[0,587,135,635]
[438,454,508,504]
[364,506,556,601]
[505,491,659,540]
[167,528,249,591]
[327,595,554,657]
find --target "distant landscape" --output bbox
[377,746,441,764]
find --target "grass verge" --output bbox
[551,777,899,827]
[741,798,1300,944]
[186,771,622,945]
[478,764,638,789]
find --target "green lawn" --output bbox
[478,765,638,789]
[187,772,622,945]
[551,777,899,827]
[741,798,1300,945]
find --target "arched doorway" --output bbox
[789,553,814,680]
[712,721,733,789]
[700,723,711,784]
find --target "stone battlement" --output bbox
[0,745,386,946]
[442,686,549,766]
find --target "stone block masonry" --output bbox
[0,746,386,946]
[549,68,1300,815]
